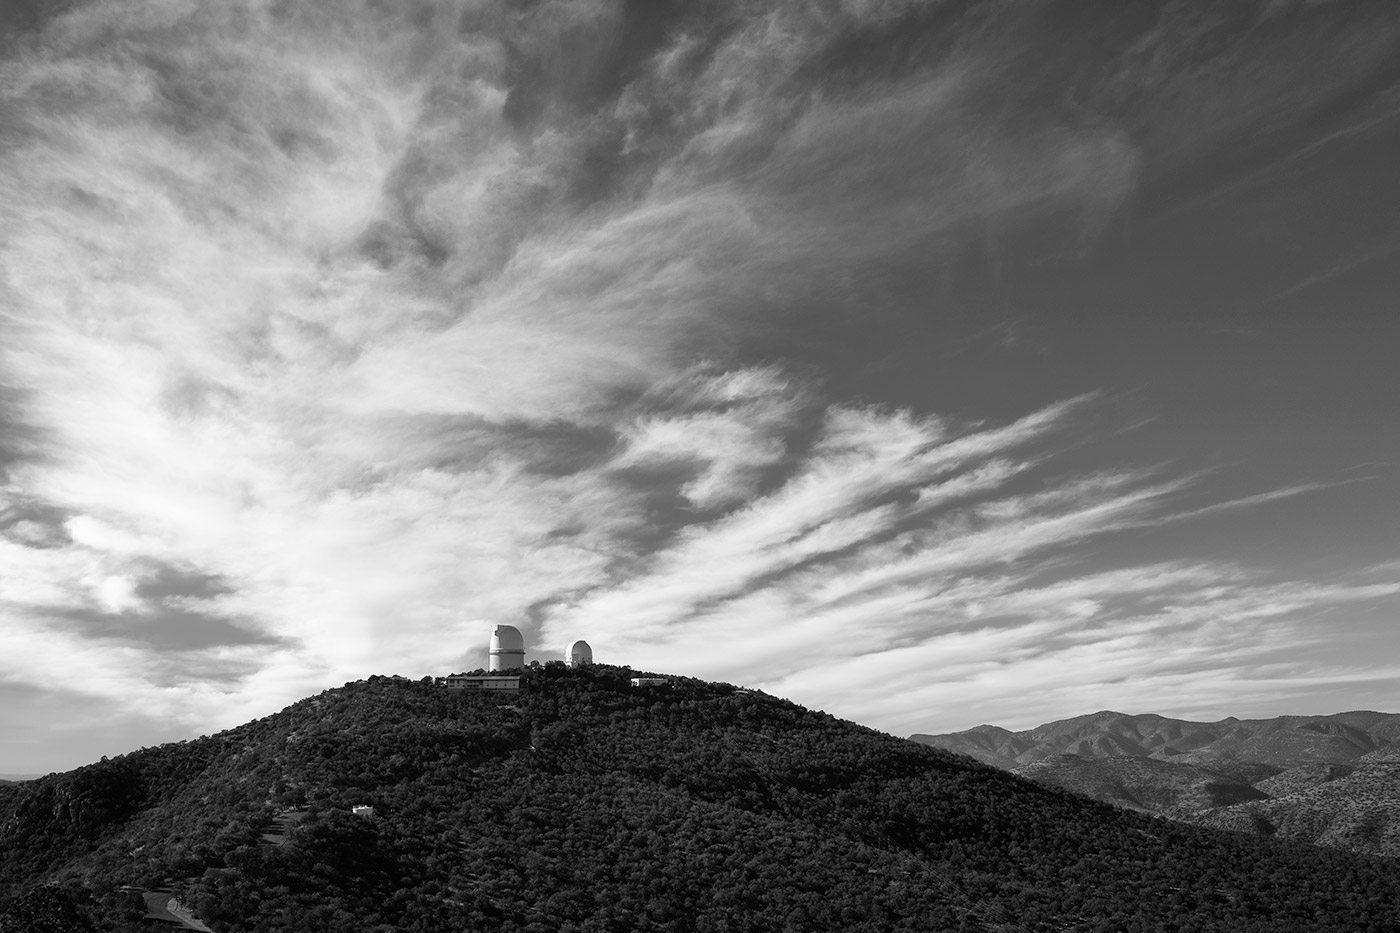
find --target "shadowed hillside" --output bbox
[3,669,1400,932]
[1015,755,1269,813]
[1185,747,1400,858]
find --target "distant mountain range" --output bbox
[912,711,1400,857]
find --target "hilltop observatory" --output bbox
[489,624,526,671]
[566,639,593,667]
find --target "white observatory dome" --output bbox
[489,624,526,671]
[566,639,593,667]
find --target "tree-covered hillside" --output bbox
[3,667,1399,932]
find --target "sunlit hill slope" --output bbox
[913,710,1400,858]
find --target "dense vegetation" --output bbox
[4,667,1400,932]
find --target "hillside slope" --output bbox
[911,710,1399,771]
[3,669,1400,933]
[913,710,1400,858]
[1182,748,1400,858]
[1014,755,1269,813]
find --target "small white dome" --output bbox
[566,639,593,666]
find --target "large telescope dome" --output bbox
[489,624,526,671]
[566,639,593,667]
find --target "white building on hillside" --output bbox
[489,624,525,670]
[567,639,593,667]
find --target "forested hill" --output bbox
[3,669,1400,933]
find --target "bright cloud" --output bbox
[1,0,1397,769]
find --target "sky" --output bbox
[2,0,1398,775]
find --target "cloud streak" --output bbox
[2,0,1398,767]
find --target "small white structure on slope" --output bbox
[566,639,593,667]
[489,623,526,671]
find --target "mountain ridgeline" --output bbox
[3,670,1400,933]
[913,710,1400,858]
[911,710,1400,771]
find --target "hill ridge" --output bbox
[912,708,1400,858]
[3,671,1400,931]
[913,709,1400,770]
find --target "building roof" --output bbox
[491,624,524,651]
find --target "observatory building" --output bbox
[440,626,599,689]
[489,624,526,671]
[566,639,593,667]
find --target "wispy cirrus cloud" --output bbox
[799,570,1400,737]
[2,0,1399,770]
[541,390,1398,725]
